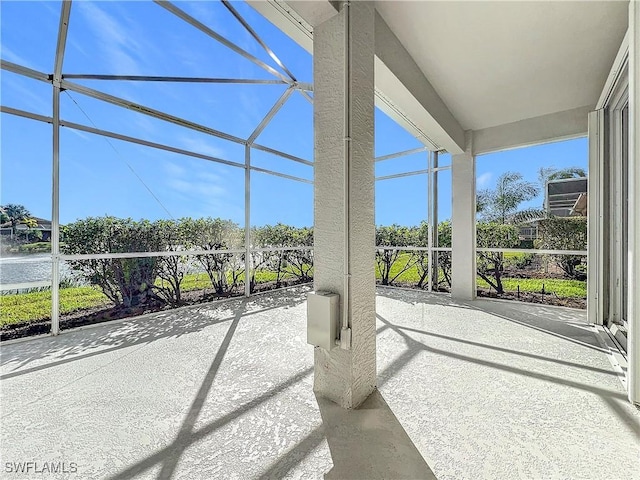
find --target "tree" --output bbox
[375,224,420,286]
[184,217,243,295]
[538,166,587,187]
[62,217,162,307]
[535,217,587,279]
[1,204,32,230]
[436,221,452,289]
[477,172,539,224]
[476,222,520,294]
[153,219,191,306]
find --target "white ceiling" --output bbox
[375,1,629,131]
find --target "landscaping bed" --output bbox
[0,278,311,342]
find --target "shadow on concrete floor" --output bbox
[317,390,437,480]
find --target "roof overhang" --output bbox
[249,0,628,155]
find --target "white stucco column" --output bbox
[627,0,640,406]
[451,132,476,301]
[313,2,376,409]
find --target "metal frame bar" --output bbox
[60,79,247,144]
[1,0,322,340]
[221,0,297,82]
[247,87,294,145]
[0,60,50,82]
[154,0,291,84]
[60,119,244,168]
[245,144,252,297]
[427,151,434,292]
[296,83,313,92]
[251,143,312,166]
[60,249,245,261]
[298,89,314,105]
[375,146,428,163]
[1,106,53,123]
[252,246,313,253]
[0,246,311,263]
[376,246,451,253]
[50,0,71,336]
[376,169,428,181]
[61,74,287,84]
[476,247,587,256]
[0,108,315,186]
[250,165,312,184]
[0,281,52,292]
[430,151,439,291]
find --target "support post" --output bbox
[313,1,376,409]
[627,0,640,406]
[244,144,252,298]
[451,132,476,301]
[51,0,71,335]
[587,110,606,326]
[430,152,439,291]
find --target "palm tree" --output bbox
[538,166,587,186]
[477,172,539,224]
[1,204,32,230]
[512,166,590,223]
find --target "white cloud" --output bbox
[1,74,50,113]
[1,46,34,70]
[178,136,227,159]
[76,2,164,76]
[477,172,493,188]
[163,160,239,219]
[77,2,140,74]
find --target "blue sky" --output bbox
[1,1,587,229]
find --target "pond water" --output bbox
[0,254,71,287]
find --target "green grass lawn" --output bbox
[476,276,586,298]
[0,286,111,326]
[0,268,312,328]
[1,255,586,329]
[8,242,53,254]
[377,252,586,298]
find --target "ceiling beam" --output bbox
[374,12,465,153]
[472,105,591,156]
[248,0,465,153]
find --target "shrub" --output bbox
[183,217,244,295]
[375,224,420,286]
[62,217,162,307]
[252,223,313,288]
[476,222,520,294]
[535,217,587,279]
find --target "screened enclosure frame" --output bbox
[1,0,445,336]
[1,0,586,339]
[1,0,317,335]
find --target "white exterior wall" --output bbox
[628,0,640,406]
[451,132,476,300]
[587,109,606,326]
[313,2,376,409]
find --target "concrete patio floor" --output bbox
[1,286,638,479]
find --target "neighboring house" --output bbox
[545,177,588,217]
[516,177,588,241]
[571,192,588,216]
[518,222,538,242]
[1,217,52,241]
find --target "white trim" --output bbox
[473,106,591,156]
[59,249,246,261]
[627,0,640,405]
[476,248,587,256]
[596,30,630,110]
[0,281,51,292]
[588,109,606,326]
